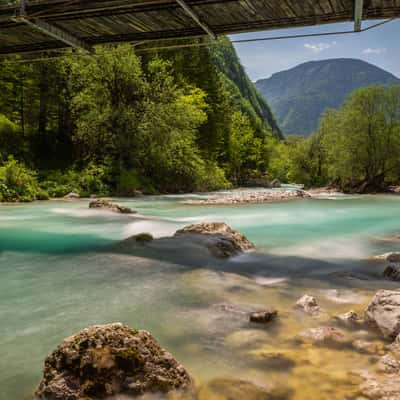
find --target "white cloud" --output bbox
[304,41,337,53]
[362,47,387,55]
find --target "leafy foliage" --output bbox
[0,40,274,200]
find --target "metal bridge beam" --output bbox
[354,0,364,32]
[15,0,93,53]
[176,0,216,39]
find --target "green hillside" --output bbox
[256,58,400,136]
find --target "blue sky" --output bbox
[230,19,400,82]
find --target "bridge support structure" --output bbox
[14,0,93,53]
[175,0,216,39]
[354,0,364,32]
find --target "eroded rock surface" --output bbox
[334,310,362,328]
[35,323,192,400]
[89,199,136,214]
[294,294,321,316]
[175,222,255,258]
[365,290,400,339]
[359,371,400,400]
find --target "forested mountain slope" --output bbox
[0,38,281,200]
[256,58,400,136]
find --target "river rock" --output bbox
[182,189,311,205]
[294,294,321,316]
[130,233,154,243]
[372,252,400,262]
[197,377,292,400]
[249,309,278,324]
[63,192,80,199]
[377,354,400,373]
[89,199,136,214]
[359,371,400,400]
[35,323,192,400]
[383,265,400,281]
[365,290,400,339]
[334,310,362,327]
[297,327,350,348]
[174,222,255,258]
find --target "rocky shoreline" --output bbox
[182,189,311,205]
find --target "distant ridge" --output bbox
[255,58,400,136]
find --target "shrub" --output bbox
[0,157,43,202]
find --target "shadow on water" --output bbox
[106,235,398,292]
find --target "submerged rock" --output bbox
[35,323,192,400]
[297,327,350,348]
[352,339,385,355]
[383,265,400,281]
[365,290,400,339]
[174,222,255,258]
[89,199,136,214]
[247,348,296,370]
[294,294,321,316]
[197,377,292,400]
[249,309,278,324]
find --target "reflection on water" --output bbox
[1,190,400,399]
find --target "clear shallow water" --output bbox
[1,190,400,399]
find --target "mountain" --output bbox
[209,38,282,138]
[255,58,400,136]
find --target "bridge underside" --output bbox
[0,0,399,55]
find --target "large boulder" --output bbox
[35,323,192,400]
[89,199,136,214]
[365,290,400,339]
[174,222,255,258]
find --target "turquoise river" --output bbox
[1,188,400,400]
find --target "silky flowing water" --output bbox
[1,189,400,400]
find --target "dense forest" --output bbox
[0,38,284,201]
[0,37,400,201]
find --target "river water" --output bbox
[1,189,400,400]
